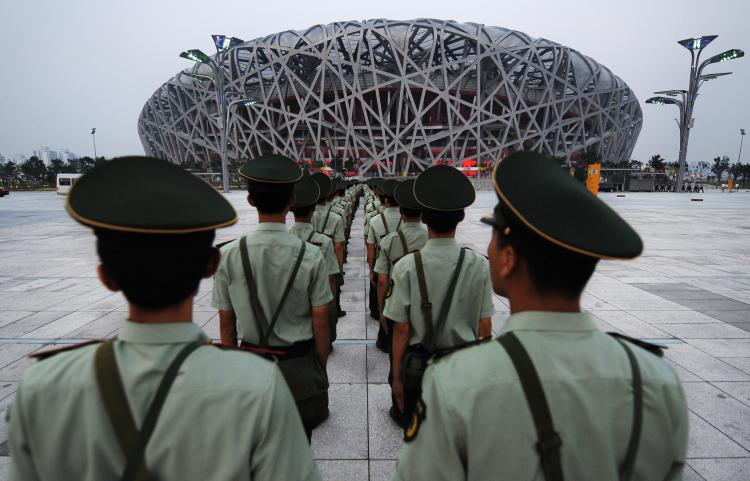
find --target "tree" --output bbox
[711,156,730,184]
[647,154,666,173]
[626,159,643,170]
[0,161,19,184]
[695,161,710,179]
[344,158,356,172]
[20,156,47,184]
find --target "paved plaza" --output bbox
[0,190,749,480]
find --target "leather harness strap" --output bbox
[239,237,307,348]
[95,340,202,481]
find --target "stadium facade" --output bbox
[138,19,642,175]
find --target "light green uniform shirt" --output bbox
[212,223,333,345]
[393,311,688,481]
[373,222,428,275]
[383,238,494,347]
[367,207,402,245]
[9,321,320,481]
[312,205,345,242]
[290,222,340,277]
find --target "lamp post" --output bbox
[738,128,746,163]
[90,128,97,160]
[179,35,244,193]
[221,96,257,187]
[648,35,744,190]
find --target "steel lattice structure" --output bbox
[138,19,642,175]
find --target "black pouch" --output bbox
[401,344,431,390]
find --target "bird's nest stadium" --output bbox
[138,19,642,176]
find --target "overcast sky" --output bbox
[0,0,747,165]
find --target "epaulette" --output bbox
[607,332,665,357]
[460,246,488,260]
[431,336,494,363]
[215,238,236,249]
[30,340,102,361]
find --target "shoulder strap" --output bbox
[397,230,408,256]
[613,338,643,481]
[381,212,389,235]
[239,236,270,339]
[307,230,315,242]
[260,241,306,347]
[413,251,434,345]
[428,248,466,350]
[396,218,402,231]
[321,207,333,234]
[96,339,202,481]
[497,332,564,481]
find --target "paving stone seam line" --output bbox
[707,381,750,411]
[687,407,750,455]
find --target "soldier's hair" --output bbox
[247,181,294,214]
[291,204,316,219]
[382,195,398,206]
[496,229,597,298]
[95,229,215,310]
[400,206,421,219]
[421,208,464,234]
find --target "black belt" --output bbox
[239,339,313,359]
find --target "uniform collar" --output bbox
[422,237,458,252]
[119,320,208,344]
[292,222,314,231]
[501,310,599,334]
[255,222,288,232]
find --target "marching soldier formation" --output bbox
[7,151,688,481]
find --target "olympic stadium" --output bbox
[138,19,643,176]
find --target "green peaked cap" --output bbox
[414,165,475,211]
[239,153,303,184]
[481,150,643,260]
[66,156,237,234]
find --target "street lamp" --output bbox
[179,34,245,193]
[739,128,746,164]
[90,128,97,160]
[648,35,744,190]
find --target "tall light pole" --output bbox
[180,34,244,193]
[90,128,97,160]
[648,35,744,190]
[738,128,746,164]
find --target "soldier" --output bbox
[290,176,341,349]
[368,179,403,332]
[392,151,688,481]
[384,166,493,425]
[212,154,333,442]
[8,157,320,481]
[374,179,428,332]
[310,173,346,318]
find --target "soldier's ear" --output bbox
[97,264,120,292]
[247,194,256,207]
[204,248,220,278]
[498,243,518,279]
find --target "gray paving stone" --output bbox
[689,458,750,481]
[685,299,750,311]
[631,310,722,324]
[311,384,368,459]
[366,346,390,385]
[655,323,750,339]
[336,311,367,340]
[22,310,107,339]
[664,344,750,381]
[0,311,32,328]
[719,358,750,375]
[686,412,749,458]
[712,382,750,408]
[681,464,707,481]
[368,384,402,459]
[592,310,671,338]
[683,383,750,451]
[701,311,750,324]
[327,344,366,384]
[316,460,368,481]
[369,460,397,481]
[608,299,689,311]
[685,339,750,358]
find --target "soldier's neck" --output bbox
[427,228,456,239]
[257,212,287,223]
[128,297,194,324]
[508,295,580,314]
